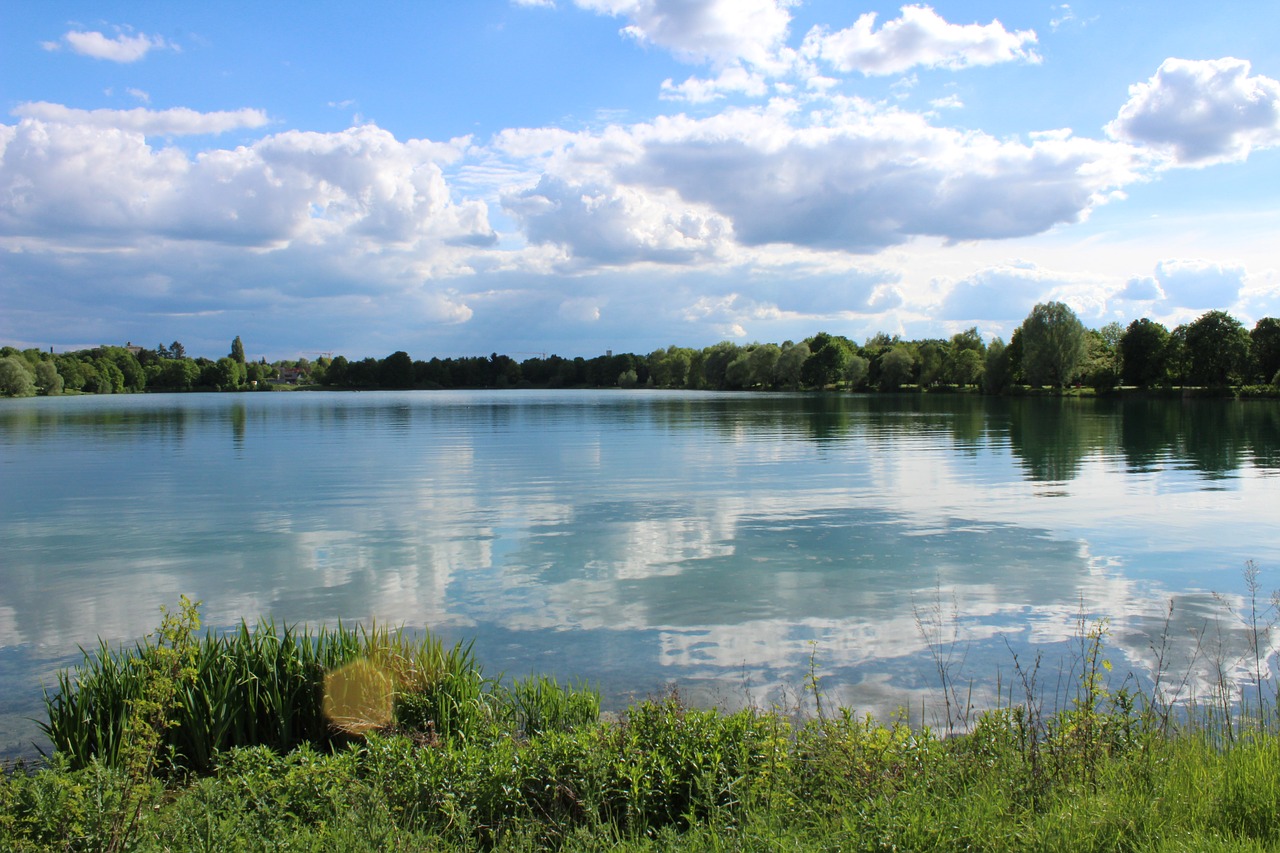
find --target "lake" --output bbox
[2,390,1279,758]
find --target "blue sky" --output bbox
[2,1,1278,361]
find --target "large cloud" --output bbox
[802,5,1039,76]
[503,174,733,266]
[939,263,1050,323]
[0,117,495,251]
[1154,259,1246,309]
[501,102,1141,257]
[1108,57,1280,167]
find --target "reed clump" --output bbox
[4,587,1280,851]
[39,599,600,777]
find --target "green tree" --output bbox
[104,348,146,393]
[1019,301,1086,388]
[380,351,415,389]
[1082,321,1123,390]
[724,352,753,390]
[55,354,86,392]
[1164,324,1190,386]
[648,346,693,388]
[93,358,126,394]
[324,355,350,386]
[747,343,781,389]
[245,361,273,387]
[801,333,852,389]
[1119,318,1170,388]
[774,341,809,390]
[0,355,36,397]
[153,358,199,391]
[878,345,915,391]
[947,347,985,387]
[230,336,246,364]
[916,341,946,387]
[1250,317,1280,383]
[170,341,186,360]
[34,360,64,395]
[845,353,870,389]
[983,337,1012,394]
[698,342,741,390]
[943,328,985,386]
[214,357,244,390]
[950,327,986,354]
[1185,310,1250,387]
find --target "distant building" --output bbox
[275,366,308,384]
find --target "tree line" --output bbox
[3,307,1279,398]
[0,336,273,397]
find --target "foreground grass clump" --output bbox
[40,597,599,777]
[6,600,1280,850]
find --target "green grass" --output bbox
[7,600,1280,851]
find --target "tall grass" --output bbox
[41,606,600,776]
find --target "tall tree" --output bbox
[746,343,781,389]
[878,345,915,391]
[1119,318,1170,388]
[983,337,1011,394]
[801,333,851,389]
[1019,301,1086,388]
[774,341,809,390]
[1185,310,1250,387]
[230,336,246,364]
[379,351,415,389]
[1250,317,1280,383]
[0,355,36,397]
[947,348,985,387]
[34,361,63,395]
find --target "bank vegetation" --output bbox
[4,591,1280,851]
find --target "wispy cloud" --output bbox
[12,103,269,136]
[43,26,174,63]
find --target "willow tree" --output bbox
[1019,301,1086,388]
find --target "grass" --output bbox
[6,592,1280,850]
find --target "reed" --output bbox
[38,610,590,775]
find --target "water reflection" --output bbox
[1,391,1279,757]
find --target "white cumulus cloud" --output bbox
[576,0,794,69]
[660,65,769,103]
[0,116,494,254]
[802,5,1039,76]
[940,264,1052,323]
[1154,259,1246,309]
[596,103,1136,253]
[504,174,733,266]
[1109,57,1280,167]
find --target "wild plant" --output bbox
[42,605,500,774]
[108,594,202,851]
[506,675,601,738]
[912,583,973,735]
[1186,562,1280,745]
[1144,598,1205,735]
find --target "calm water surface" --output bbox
[2,390,1279,757]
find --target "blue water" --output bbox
[2,390,1278,756]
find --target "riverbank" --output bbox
[4,602,1279,851]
